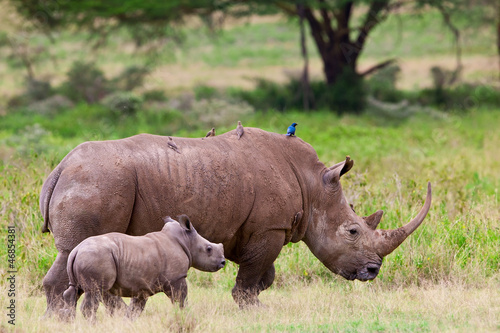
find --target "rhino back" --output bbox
[47,128,323,258]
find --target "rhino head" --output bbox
[303,157,432,281]
[168,214,226,272]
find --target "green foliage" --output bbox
[142,89,168,102]
[101,91,143,116]
[111,65,150,91]
[60,61,109,103]
[193,84,219,100]
[416,83,500,110]
[233,70,366,114]
[366,64,404,103]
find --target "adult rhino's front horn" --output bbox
[375,182,432,257]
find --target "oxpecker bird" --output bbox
[206,128,215,137]
[236,121,244,140]
[286,123,297,136]
[167,137,181,153]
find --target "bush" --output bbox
[26,95,74,116]
[194,84,219,100]
[143,89,168,102]
[101,91,143,116]
[25,78,53,101]
[233,69,366,114]
[111,65,150,91]
[366,64,405,103]
[61,61,109,103]
[7,78,53,110]
[416,83,500,111]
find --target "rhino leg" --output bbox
[80,291,100,323]
[102,292,127,317]
[127,296,148,320]
[42,251,70,318]
[165,278,188,308]
[231,231,285,308]
[257,264,276,292]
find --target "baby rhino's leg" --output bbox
[165,278,188,308]
[80,291,100,323]
[127,296,148,320]
[75,251,117,322]
[102,292,127,316]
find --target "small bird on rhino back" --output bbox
[206,128,215,137]
[236,121,244,139]
[286,123,297,136]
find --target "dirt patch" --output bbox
[149,54,498,94]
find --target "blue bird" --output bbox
[286,123,297,136]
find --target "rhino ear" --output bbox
[363,210,384,230]
[177,214,192,231]
[323,156,354,185]
[163,216,176,224]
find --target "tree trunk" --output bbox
[303,0,389,85]
[322,45,356,84]
[297,4,314,110]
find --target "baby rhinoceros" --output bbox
[62,215,225,322]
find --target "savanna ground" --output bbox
[1,7,500,333]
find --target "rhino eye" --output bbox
[207,245,212,253]
[349,228,358,235]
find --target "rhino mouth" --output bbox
[355,262,381,281]
[339,262,382,281]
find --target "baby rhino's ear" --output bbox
[177,214,192,231]
[163,216,176,224]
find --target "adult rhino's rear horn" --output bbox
[375,182,432,257]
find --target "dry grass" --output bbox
[3,277,499,332]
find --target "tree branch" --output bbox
[318,0,336,43]
[360,58,397,77]
[435,3,462,84]
[303,7,327,58]
[355,0,390,52]
[332,1,353,42]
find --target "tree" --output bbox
[277,1,398,84]
[6,0,492,85]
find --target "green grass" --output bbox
[1,107,499,330]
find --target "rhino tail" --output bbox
[63,249,79,309]
[39,166,62,233]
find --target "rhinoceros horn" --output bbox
[375,182,432,257]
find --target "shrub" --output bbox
[61,61,108,103]
[194,84,219,100]
[416,83,500,111]
[7,78,53,110]
[366,64,404,103]
[143,89,168,102]
[111,65,150,91]
[25,78,52,101]
[233,69,366,114]
[101,91,143,116]
[26,95,74,116]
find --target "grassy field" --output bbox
[1,6,500,333]
[1,108,500,332]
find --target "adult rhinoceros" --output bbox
[40,126,431,315]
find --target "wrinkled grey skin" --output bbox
[62,215,225,322]
[41,127,431,315]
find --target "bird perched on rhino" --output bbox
[206,128,215,137]
[167,137,181,153]
[236,121,244,140]
[286,123,297,136]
